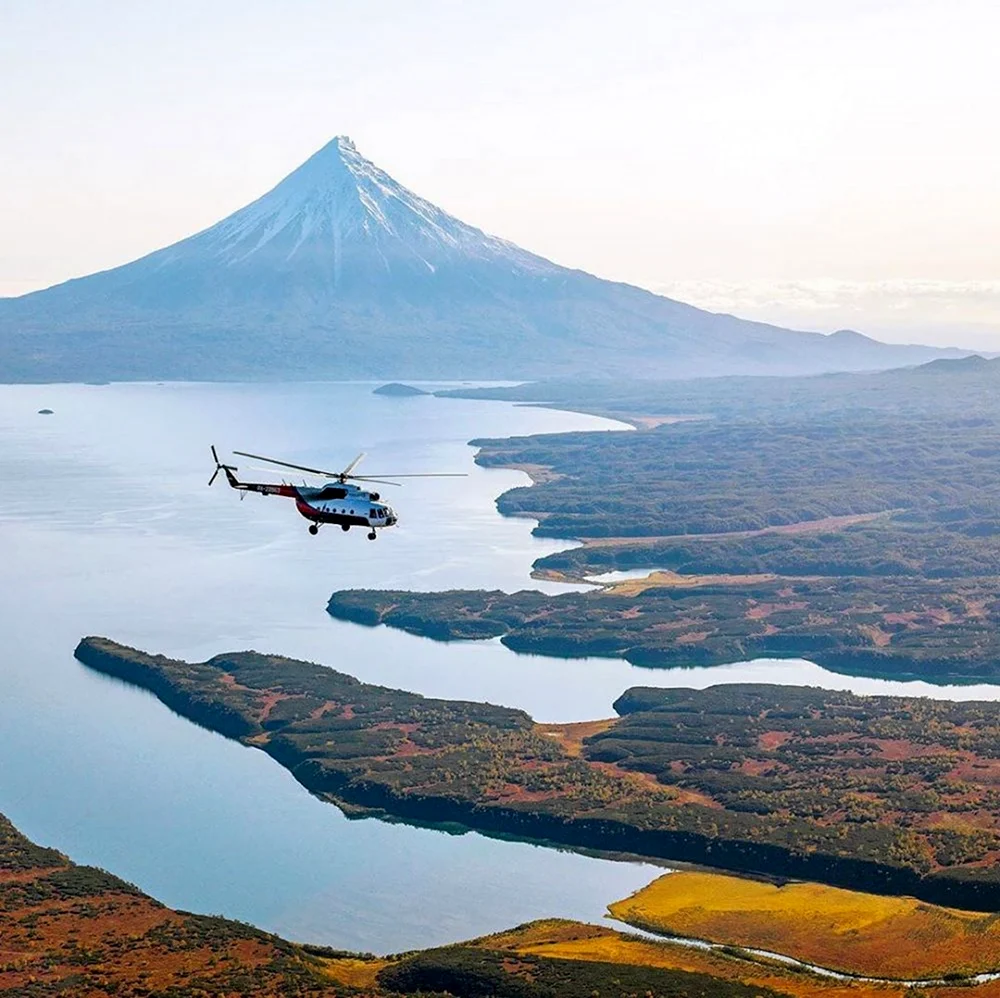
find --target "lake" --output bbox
[3,381,999,952]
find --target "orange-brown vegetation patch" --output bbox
[758,731,793,751]
[256,691,288,721]
[676,630,711,644]
[952,757,1000,784]
[859,623,892,646]
[0,811,342,997]
[746,601,809,619]
[873,739,952,762]
[491,784,562,804]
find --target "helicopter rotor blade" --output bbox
[349,477,403,487]
[340,452,366,478]
[349,473,468,479]
[233,451,339,478]
[209,445,221,486]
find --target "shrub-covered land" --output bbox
[436,354,1000,423]
[327,579,1000,681]
[471,414,1000,542]
[376,943,780,998]
[75,638,1000,909]
[330,358,1000,684]
[476,917,1000,997]
[0,810,798,998]
[0,812,346,996]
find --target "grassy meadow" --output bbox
[609,871,1000,979]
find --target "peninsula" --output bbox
[76,637,1000,910]
[333,358,1000,685]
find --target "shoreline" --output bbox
[74,636,1000,916]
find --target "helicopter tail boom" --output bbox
[210,446,298,496]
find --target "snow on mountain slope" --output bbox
[162,137,556,278]
[0,137,968,382]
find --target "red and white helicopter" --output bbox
[209,446,465,539]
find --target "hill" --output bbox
[0,137,968,382]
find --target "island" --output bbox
[37,407,54,414]
[373,381,428,397]
[75,637,1000,910]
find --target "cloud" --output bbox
[650,279,1000,349]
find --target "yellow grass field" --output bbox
[608,871,1000,979]
[315,955,387,989]
[485,919,901,998]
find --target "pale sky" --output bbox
[2,0,998,345]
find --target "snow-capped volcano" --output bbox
[170,136,555,281]
[0,137,966,381]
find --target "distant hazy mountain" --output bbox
[0,137,970,382]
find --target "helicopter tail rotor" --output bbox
[209,445,238,486]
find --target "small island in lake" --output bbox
[373,381,428,397]
[37,407,54,414]
[75,636,1000,911]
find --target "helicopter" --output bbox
[209,446,466,539]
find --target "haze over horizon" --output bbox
[3,0,998,348]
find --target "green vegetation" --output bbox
[469,411,1000,542]
[377,944,780,997]
[74,638,1000,909]
[330,359,1000,685]
[0,810,800,998]
[437,355,1000,422]
[327,579,1000,681]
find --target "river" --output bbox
[2,381,999,953]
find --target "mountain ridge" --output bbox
[0,136,970,382]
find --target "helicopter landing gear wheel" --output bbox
[308,523,319,536]
[367,530,377,541]
[341,523,350,532]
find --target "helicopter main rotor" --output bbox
[231,450,466,488]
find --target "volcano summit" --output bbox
[0,137,964,381]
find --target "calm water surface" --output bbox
[2,382,999,951]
